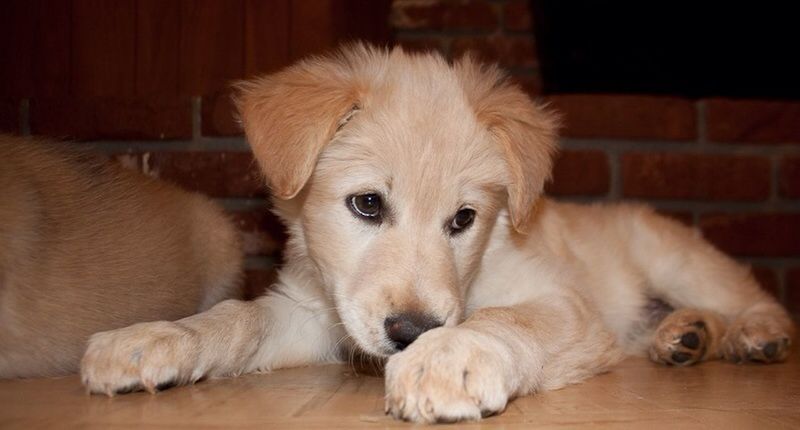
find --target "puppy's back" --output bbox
[0,136,243,378]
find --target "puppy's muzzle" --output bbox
[384,312,443,352]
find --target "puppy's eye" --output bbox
[348,193,382,221]
[449,208,475,234]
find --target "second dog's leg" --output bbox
[628,210,794,364]
[81,281,343,395]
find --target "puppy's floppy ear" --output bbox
[455,56,559,233]
[234,49,367,199]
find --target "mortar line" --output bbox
[607,147,621,199]
[695,99,707,145]
[76,137,250,153]
[216,198,271,211]
[244,256,277,270]
[770,154,780,203]
[560,138,800,155]
[191,96,202,140]
[776,268,787,304]
[553,195,800,212]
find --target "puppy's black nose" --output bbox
[384,313,443,351]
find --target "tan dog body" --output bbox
[0,137,242,378]
[79,46,794,423]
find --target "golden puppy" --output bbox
[0,136,243,378]
[80,44,794,423]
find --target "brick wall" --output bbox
[0,0,390,299]
[393,0,800,316]
[2,1,799,314]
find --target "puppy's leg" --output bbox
[628,209,794,364]
[81,283,342,395]
[385,290,622,423]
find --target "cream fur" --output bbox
[80,45,794,424]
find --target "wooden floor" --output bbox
[1,350,799,429]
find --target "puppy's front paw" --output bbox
[81,321,201,396]
[384,327,514,423]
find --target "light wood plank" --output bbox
[1,347,798,428]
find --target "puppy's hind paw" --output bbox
[721,315,792,364]
[650,309,710,366]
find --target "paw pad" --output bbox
[680,332,700,350]
[650,318,708,366]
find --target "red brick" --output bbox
[779,156,800,198]
[451,35,537,69]
[699,213,800,257]
[0,99,18,133]
[229,209,287,257]
[244,268,278,300]
[656,210,694,227]
[30,97,192,140]
[788,268,800,314]
[510,74,543,97]
[503,0,533,32]
[548,94,696,141]
[706,99,800,144]
[751,266,780,298]
[202,91,242,136]
[391,0,498,31]
[114,151,265,198]
[621,153,770,201]
[546,150,610,196]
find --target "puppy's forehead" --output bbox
[315,53,508,213]
[345,59,501,178]
[370,56,477,141]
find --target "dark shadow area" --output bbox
[531,1,800,99]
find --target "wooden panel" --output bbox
[244,0,290,77]
[136,0,181,96]
[289,0,392,61]
[0,99,19,133]
[32,0,72,97]
[202,0,292,137]
[337,0,392,44]
[179,0,244,96]
[289,0,337,60]
[2,357,800,428]
[0,0,73,98]
[0,1,34,97]
[71,0,136,97]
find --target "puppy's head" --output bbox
[236,44,558,357]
